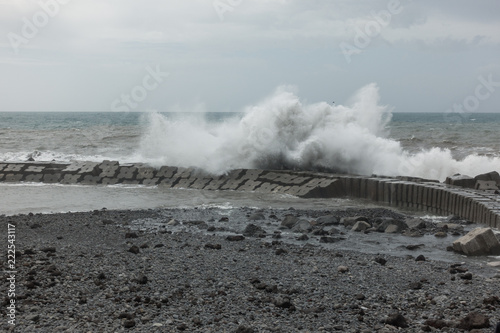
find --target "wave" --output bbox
[137,84,500,181]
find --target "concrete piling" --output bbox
[0,160,498,228]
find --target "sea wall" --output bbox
[1,161,499,228]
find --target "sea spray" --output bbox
[137,83,500,180]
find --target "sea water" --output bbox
[1,83,499,215]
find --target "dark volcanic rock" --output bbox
[205,243,222,250]
[315,215,339,226]
[226,235,245,241]
[243,223,266,237]
[281,215,299,229]
[128,245,140,254]
[384,312,409,328]
[248,212,265,221]
[458,312,490,330]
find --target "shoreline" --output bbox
[2,207,500,332]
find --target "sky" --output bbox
[0,0,499,113]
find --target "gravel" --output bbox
[1,207,500,332]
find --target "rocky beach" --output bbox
[2,206,500,332]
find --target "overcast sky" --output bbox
[1,0,499,112]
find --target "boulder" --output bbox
[315,215,339,226]
[405,218,427,229]
[281,215,299,229]
[341,216,369,228]
[474,171,500,185]
[475,180,499,190]
[457,312,490,330]
[292,219,312,233]
[242,224,266,237]
[445,174,476,188]
[352,221,371,232]
[375,218,408,233]
[452,228,500,256]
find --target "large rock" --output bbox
[475,180,499,190]
[315,215,339,226]
[281,215,299,229]
[374,218,408,233]
[452,228,500,256]
[474,171,500,185]
[341,216,369,228]
[242,224,266,237]
[445,174,475,188]
[292,219,312,233]
[352,221,371,232]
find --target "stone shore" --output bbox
[2,207,500,333]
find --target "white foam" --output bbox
[136,84,499,181]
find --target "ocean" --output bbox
[0,86,499,215]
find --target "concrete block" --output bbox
[61,174,82,184]
[226,169,245,180]
[240,169,263,181]
[256,182,278,193]
[4,164,25,172]
[101,178,119,186]
[24,174,44,182]
[99,165,119,178]
[156,166,177,178]
[187,178,210,189]
[445,174,476,188]
[142,178,160,186]
[43,173,61,183]
[315,179,345,198]
[441,190,451,215]
[388,181,400,206]
[474,171,500,185]
[0,164,6,172]
[4,173,23,182]
[291,176,311,186]
[25,165,45,173]
[273,185,291,194]
[116,166,138,180]
[454,192,463,217]
[176,167,194,179]
[80,175,102,185]
[366,178,379,201]
[359,178,368,199]
[220,178,246,190]
[284,185,302,196]
[78,162,100,175]
[383,181,395,204]
[452,227,500,255]
[336,177,349,196]
[396,182,405,207]
[203,178,227,191]
[377,179,386,203]
[274,174,298,185]
[0,173,4,181]
[351,177,362,198]
[99,160,119,169]
[420,186,429,209]
[475,180,498,190]
[465,196,478,221]
[136,167,156,180]
[432,187,440,210]
[62,162,85,173]
[238,180,261,191]
[173,177,196,189]
[122,180,140,185]
[259,172,280,182]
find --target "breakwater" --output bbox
[1,161,499,228]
